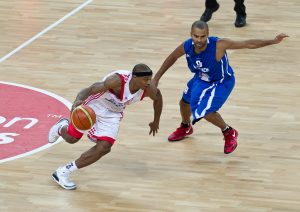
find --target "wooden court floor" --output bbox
[0,0,299,211]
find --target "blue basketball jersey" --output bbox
[183,37,234,82]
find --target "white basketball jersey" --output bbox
[84,70,145,116]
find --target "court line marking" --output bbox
[0,0,93,63]
[0,81,72,164]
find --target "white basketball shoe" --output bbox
[48,118,69,143]
[52,167,77,190]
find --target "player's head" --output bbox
[190,20,209,50]
[132,63,153,90]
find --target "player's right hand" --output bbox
[71,100,84,112]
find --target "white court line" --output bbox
[0,0,93,63]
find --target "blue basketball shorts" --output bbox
[182,74,198,104]
[182,75,235,122]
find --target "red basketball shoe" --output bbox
[223,128,238,154]
[168,123,193,141]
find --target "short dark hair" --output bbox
[132,63,153,76]
[191,20,208,31]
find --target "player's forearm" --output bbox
[154,55,178,81]
[75,82,106,102]
[74,87,92,103]
[246,39,276,49]
[153,90,163,122]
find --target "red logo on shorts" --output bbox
[0,82,71,163]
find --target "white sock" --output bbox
[62,161,78,173]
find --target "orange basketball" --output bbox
[71,105,96,131]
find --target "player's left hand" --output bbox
[274,33,289,44]
[149,121,159,136]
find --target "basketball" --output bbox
[71,105,96,131]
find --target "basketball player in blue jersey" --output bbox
[153,20,288,154]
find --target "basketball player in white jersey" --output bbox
[48,63,162,190]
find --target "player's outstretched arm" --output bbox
[216,33,289,60]
[153,43,185,86]
[144,84,163,136]
[72,74,121,111]
[218,34,289,50]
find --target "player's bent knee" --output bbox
[205,111,215,116]
[179,99,190,108]
[180,98,190,106]
[96,140,112,155]
[204,112,217,120]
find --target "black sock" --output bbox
[222,126,232,133]
[181,122,190,128]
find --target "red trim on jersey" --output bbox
[67,122,84,139]
[119,74,125,100]
[89,135,115,144]
[140,90,146,100]
[84,91,105,105]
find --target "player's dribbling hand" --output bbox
[149,121,159,136]
[71,100,84,112]
[274,33,289,44]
